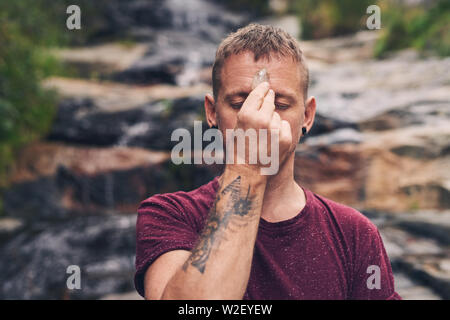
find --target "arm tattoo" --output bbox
[183,176,257,273]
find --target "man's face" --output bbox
[213,52,307,150]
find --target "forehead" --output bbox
[220,52,303,100]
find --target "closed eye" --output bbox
[230,103,289,110]
[230,103,243,110]
[276,104,290,110]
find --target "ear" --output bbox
[303,96,316,133]
[204,93,217,128]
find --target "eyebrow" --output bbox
[224,90,297,104]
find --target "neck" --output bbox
[265,154,296,194]
[261,153,306,222]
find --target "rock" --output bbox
[2,142,219,222]
[295,127,450,212]
[304,128,363,146]
[309,53,450,123]
[0,218,24,244]
[392,211,450,245]
[290,39,450,213]
[307,113,358,137]
[113,54,184,85]
[0,215,137,299]
[54,43,148,78]
[372,212,449,300]
[395,255,450,300]
[43,77,210,112]
[301,31,380,64]
[8,142,171,183]
[256,15,300,39]
[400,182,450,212]
[361,125,450,211]
[75,0,245,41]
[394,272,441,300]
[52,0,247,85]
[112,32,218,86]
[294,143,366,207]
[47,95,208,150]
[359,101,450,131]
[379,226,443,260]
[109,0,247,86]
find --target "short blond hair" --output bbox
[212,23,309,100]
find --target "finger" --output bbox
[280,120,292,144]
[260,88,276,118]
[268,113,281,154]
[269,110,281,129]
[240,81,270,113]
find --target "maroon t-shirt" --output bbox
[135,176,401,300]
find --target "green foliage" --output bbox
[0,1,63,191]
[284,0,448,56]
[0,1,64,47]
[0,0,127,214]
[0,0,124,46]
[375,0,450,57]
[288,0,373,39]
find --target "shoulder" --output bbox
[304,190,398,300]
[137,177,218,229]
[139,177,217,211]
[309,190,379,239]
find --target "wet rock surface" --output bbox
[296,39,450,212]
[394,272,441,300]
[107,0,246,86]
[3,142,218,223]
[47,96,208,149]
[0,215,137,299]
[1,2,449,299]
[367,210,450,299]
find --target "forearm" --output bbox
[161,168,266,299]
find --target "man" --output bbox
[135,24,401,300]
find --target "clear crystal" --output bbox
[251,68,269,90]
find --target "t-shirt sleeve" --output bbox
[349,218,401,300]
[134,194,198,297]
